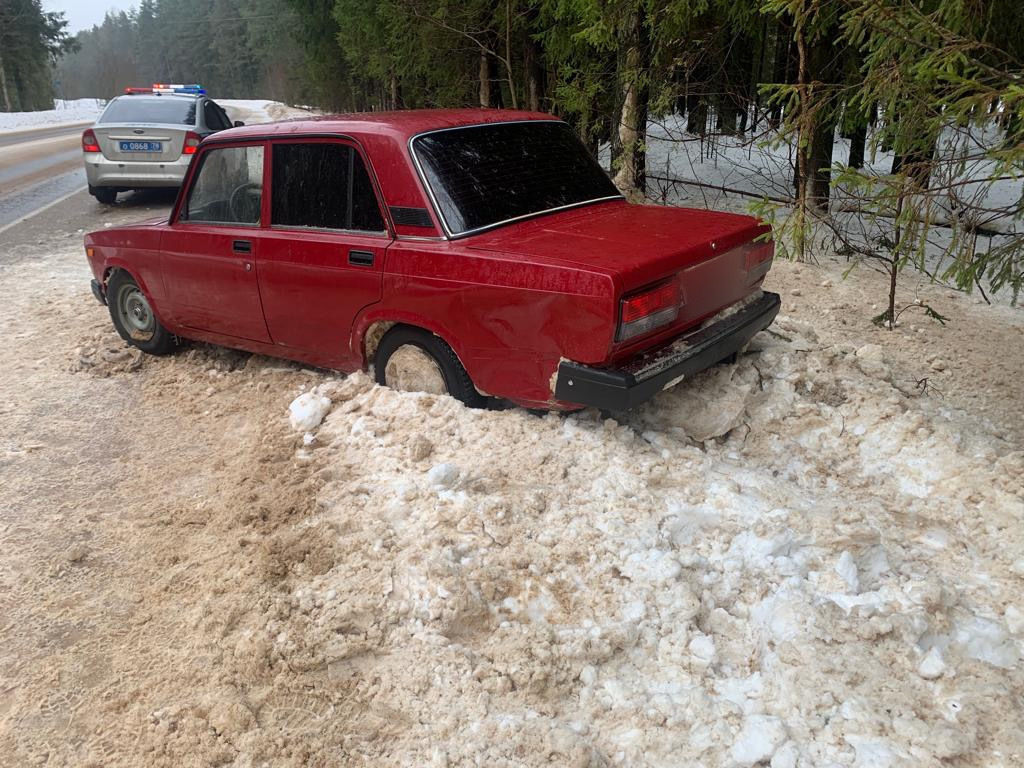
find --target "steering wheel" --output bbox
[229,182,261,223]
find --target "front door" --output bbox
[256,139,391,365]
[162,142,271,342]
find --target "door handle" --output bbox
[233,239,252,253]
[348,250,374,267]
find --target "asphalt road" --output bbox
[0,184,176,262]
[0,122,93,233]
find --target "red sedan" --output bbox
[84,109,779,411]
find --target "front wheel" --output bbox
[106,271,176,355]
[374,327,483,407]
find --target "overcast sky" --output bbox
[44,0,133,34]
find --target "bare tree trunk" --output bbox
[524,35,542,111]
[0,51,11,112]
[612,9,650,196]
[479,50,491,107]
[503,0,517,109]
[390,73,400,110]
[792,3,812,261]
[487,54,504,108]
[846,120,866,168]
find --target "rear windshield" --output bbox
[98,97,197,126]
[412,121,621,236]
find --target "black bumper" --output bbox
[90,278,106,305]
[555,291,781,411]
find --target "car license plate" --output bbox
[119,141,162,152]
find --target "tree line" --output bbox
[52,0,1024,306]
[0,0,75,111]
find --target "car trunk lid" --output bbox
[91,124,191,162]
[467,200,772,355]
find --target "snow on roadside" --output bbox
[0,98,105,132]
[217,99,317,125]
[254,321,1024,766]
[0,97,311,134]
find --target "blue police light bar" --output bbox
[151,83,206,95]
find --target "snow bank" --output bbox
[254,321,1023,765]
[217,99,316,125]
[0,98,104,132]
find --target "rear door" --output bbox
[256,138,390,365]
[91,96,196,162]
[161,142,272,342]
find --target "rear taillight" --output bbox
[744,241,774,270]
[82,129,101,153]
[183,131,201,155]
[617,279,681,341]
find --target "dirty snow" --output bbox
[260,315,1022,766]
[217,99,316,125]
[0,98,105,132]
[0,226,1021,766]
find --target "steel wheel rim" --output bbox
[117,284,155,342]
[384,345,448,395]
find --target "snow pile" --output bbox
[288,390,332,432]
[0,98,104,132]
[217,99,316,125]
[235,318,1023,766]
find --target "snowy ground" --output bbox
[0,98,105,132]
[0,208,1021,765]
[217,99,316,124]
[0,97,312,134]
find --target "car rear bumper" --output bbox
[84,153,190,188]
[554,291,781,411]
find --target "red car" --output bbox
[84,109,779,411]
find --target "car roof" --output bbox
[213,108,557,144]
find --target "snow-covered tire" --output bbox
[107,270,176,356]
[374,326,483,407]
[90,186,117,205]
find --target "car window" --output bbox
[215,103,233,129]
[271,142,385,233]
[204,101,231,131]
[99,97,197,126]
[184,145,264,225]
[413,121,621,236]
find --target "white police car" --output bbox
[82,84,240,204]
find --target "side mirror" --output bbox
[233,120,245,127]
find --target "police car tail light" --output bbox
[82,129,101,153]
[183,131,201,155]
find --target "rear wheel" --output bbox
[374,327,483,407]
[107,271,175,355]
[90,186,117,205]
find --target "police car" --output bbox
[82,84,240,204]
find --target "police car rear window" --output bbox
[99,98,197,126]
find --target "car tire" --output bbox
[91,186,117,205]
[374,326,484,407]
[106,270,176,356]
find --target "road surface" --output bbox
[0,122,92,232]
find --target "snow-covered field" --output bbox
[0,98,105,132]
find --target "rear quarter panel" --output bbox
[356,240,616,406]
